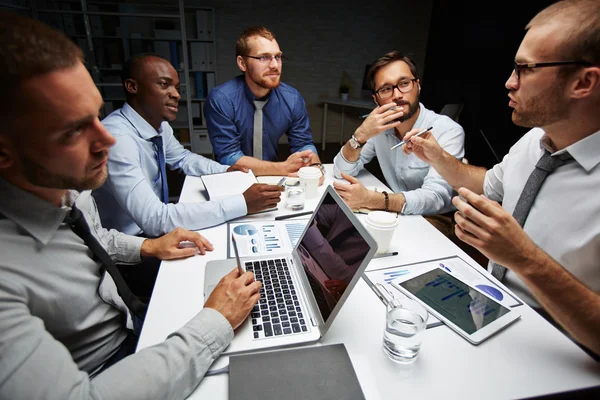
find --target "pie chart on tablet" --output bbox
[476,284,503,301]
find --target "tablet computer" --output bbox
[391,266,521,344]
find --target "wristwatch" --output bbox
[310,163,326,176]
[349,134,364,149]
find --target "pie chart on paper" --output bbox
[233,224,258,236]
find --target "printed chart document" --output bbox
[200,169,258,200]
[227,219,310,258]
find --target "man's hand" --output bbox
[332,172,370,210]
[204,268,262,330]
[281,149,313,175]
[355,103,404,142]
[402,128,444,165]
[243,183,284,214]
[227,164,250,173]
[452,187,538,270]
[140,227,214,260]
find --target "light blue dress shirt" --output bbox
[333,103,465,215]
[93,103,247,237]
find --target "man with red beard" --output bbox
[402,0,599,358]
[204,26,323,177]
[333,52,464,234]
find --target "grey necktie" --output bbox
[490,150,573,281]
[253,100,267,160]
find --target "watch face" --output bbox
[350,138,360,149]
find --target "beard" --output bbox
[254,71,281,90]
[396,98,420,122]
[20,151,109,191]
[511,78,568,128]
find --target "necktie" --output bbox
[490,150,573,281]
[66,204,147,320]
[253,100,267,160]
[150,135,169,204]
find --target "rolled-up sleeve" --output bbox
[333,139,377,178]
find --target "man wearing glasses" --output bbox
[333,51,465,233]
[204,27,323,178]
[403,0,599,358]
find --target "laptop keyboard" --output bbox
[246,258,309,339]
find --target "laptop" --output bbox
[203,186,377,355]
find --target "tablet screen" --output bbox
[399,269,510,334]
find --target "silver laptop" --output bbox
[203,186,377,354]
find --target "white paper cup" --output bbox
[365,211,398,254]
[298,166,321,199]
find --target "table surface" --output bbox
[138,165,600,400]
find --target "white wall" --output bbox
[192,0,433,145]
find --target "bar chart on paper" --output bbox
[228,220,309,258]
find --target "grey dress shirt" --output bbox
[333,103,465,215]
[0,179,233,399]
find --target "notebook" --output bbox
[203,185,377,354]
[229,343,365,400]
[200,169,258,200]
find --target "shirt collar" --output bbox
[540,129,600,172]
[0,179,79,245]
[121,102,164,139]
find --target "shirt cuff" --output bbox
[400,191,416,215]
[181,308,234,356]
[221,194,248,220]
[118,234,146,263]
[297,144,319,154]
[220,151,245,167]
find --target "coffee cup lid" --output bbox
[366,211,398,227]
[298,166,321,179]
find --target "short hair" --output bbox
[236,26,276,56]
[527,0,599,65]
[0,10,83,120]
[121,53,172,98]
[366,51,419,92]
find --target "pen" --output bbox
[439,263,451,273]
[274,210,314,220]
[390,126,433,150]
[373,251,399,259]
[359,106,399,119]
[231,234,244,275]
[277,177,286,186]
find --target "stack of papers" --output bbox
[200,169,258,200]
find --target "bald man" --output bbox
[92,53,283,239]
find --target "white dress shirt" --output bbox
[93,103,247,237]
[484,127,600,307]
[333,103,465,215]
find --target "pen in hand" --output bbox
[390,126,433,150]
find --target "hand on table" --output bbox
[140,227,214,259]
[332,172,369,210]
[452,187,538,270]
[243,183,284,214]
[204,268,262,330]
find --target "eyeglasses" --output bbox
[374,79,417,99]
[243,54,283,64]
[513,60,592,80]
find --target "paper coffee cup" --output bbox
[298,166,321,199]
[365,211,398,254]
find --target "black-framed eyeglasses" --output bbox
[243,54,283,64]
[374,79,417,99]
[513,60,592,80]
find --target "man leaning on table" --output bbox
[204,26,325,183]
[332,51,464,235]
[403,0,600,358]
[92,53,283,238]
[0,12,262,398]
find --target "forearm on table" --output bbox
[234,156,287,176]
[431,152,486,194]
[515,248,600,355]
[367,191,405,213]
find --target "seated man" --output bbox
[0,12,261,398]
[204,26,324,178]
[332,51,464,232]
[403,0,599,357]
[93,53,282,238]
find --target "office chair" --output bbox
[439,103,464,122]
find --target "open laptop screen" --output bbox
[296,191,371,321]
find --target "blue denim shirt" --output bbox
[204,75,318,165]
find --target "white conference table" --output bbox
[138,165,600,399]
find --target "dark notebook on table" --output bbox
[229,343,365,400]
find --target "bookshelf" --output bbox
[1,0,216,155]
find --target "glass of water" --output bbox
[284,180,306,211]
[383,298,428,363]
